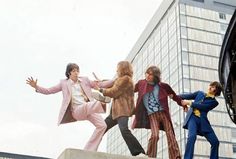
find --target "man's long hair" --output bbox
[117,61,133,77]
[145,66,161,84]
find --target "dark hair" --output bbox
[65,63,79,79]
[117,61,133,77]
[145,66,161,84]
[210,81,222,96]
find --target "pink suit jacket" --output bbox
[35,76,113,125]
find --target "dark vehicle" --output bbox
[219,10,236,124]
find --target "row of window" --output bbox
[180,4,231,22]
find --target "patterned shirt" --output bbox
[143,84,163,115]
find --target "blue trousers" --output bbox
[184,115,219,159]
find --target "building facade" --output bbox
[107,0,236,158]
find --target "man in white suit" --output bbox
[26,63,113,151]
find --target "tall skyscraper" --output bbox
[106,0,236,158]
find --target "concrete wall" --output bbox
[58,149,157,159]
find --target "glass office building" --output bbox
[107,0,236,158]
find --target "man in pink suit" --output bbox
[26,63,113,151]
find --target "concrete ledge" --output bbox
[58,148,150,159]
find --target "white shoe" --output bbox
[136,153,148,158]
[92,92,111,103]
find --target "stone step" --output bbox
[57,148,153,159]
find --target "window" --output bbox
[233,144,236,153]
[180,4,186,14]
[232,128,236,138]
[220,23,228,34]
[183,78,190,92]
[181,27,187,38]
[183,65,190,78]
[180,15,187,26]
[181,39,188,51]
[182,51,189,65]
[219,13,226,20]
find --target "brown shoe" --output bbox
[92,92,111,103]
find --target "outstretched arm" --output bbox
[26,77,62,94]
[89,74,114,89]
[164,83,189,112]
[179,91,199,100]
[165,83,182,106]
[102,76,130,98]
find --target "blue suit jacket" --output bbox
[180,91,218,135]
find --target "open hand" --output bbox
[26,77,37,89]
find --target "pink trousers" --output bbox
[71,101,107,151]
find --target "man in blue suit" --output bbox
[180,81,222,159]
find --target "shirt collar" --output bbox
[146,80,155,85]
[69,78,81,85]
[206,92,215,98]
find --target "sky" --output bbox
[0,0,163,158]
